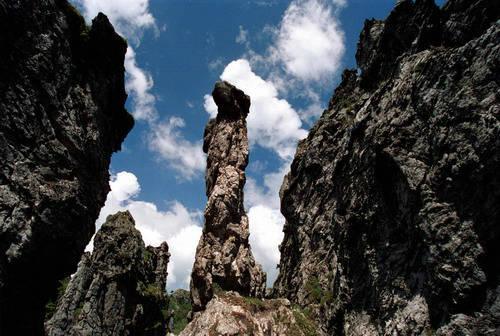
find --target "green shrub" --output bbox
[169,289,192,334]
[44,276,71,320]
[305,277,323,303]
[305,276,333,305]
[292,308,318,336]
[242,296,265,310]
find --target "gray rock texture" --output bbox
[180,291,318,336]
[45,211,170,336]
[190,81,266,313]
[0,1,133,333]
[274,0,500,335]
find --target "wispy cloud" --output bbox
[208,57,225,73]
[124,47,157,121]
[236,25,249,45]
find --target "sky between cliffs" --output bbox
[74,0,446,290]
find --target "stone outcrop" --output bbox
[45,211,170,336]
[0,0,133,334]
[274,0,500,335]
[180,291,318,336]
[190,81,266,313]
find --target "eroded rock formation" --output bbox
[45,211,170,336]
[0,1,133,333]
[190,81,266,313]
[180,291,318,336]
[274,0,500,335]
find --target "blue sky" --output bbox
[73,0,446,290]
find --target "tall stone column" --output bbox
[190,81,266,313]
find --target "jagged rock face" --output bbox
[190,81,266,313]
[0,0,133,333]
[180,291,318,336]
[274,0,500,335]
[45,211,170,336]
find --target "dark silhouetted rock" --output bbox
[45,211,170,336]
[190,81,266,314]
[0,1,133,334]
[274,0,500,335]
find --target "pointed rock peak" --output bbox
[46,211,170,335]
[190,81,266,314]
[101,210,135,230]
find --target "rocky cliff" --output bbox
[45,211,170,336]
[190,81,266,313]
[274,0,500,335]
[0,0,133,333]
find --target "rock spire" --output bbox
[190,81,266,313]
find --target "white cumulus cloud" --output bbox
[269,0,345,82]
[89,171,203,290]
[149,117,206,180]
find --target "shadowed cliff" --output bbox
[0,1,133,333]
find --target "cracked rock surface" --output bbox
[0,0,133,334]
[190,81,266,313]
[45,211,170,336]
[274,0,500,335]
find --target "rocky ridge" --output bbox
[0,0,133,334]
[190,81,266,314]
[274,0,500,335]
[45,211,170,336]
